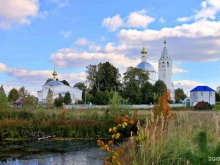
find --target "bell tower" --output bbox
[158,38,175,101]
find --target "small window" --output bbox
[201,92,203,96]
[159,62,161,68]
[210,92,212,97]
[162,62,165,67]
[167,62,169,67]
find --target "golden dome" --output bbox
[52,69,57,79]
[141,46,147,54]
[164,39,167,44]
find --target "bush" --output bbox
[54,93,64,107]
[94,91,109,105]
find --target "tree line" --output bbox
[74,62,169,105]
[0,86,37,107]
[5,61,215,107]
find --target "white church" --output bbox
[37,70,82,104]
[136,39,175,101]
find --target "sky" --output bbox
[0,0,220,96]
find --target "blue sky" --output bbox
[0,0,220,96]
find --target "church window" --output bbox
[159,62,161,68]
[201,92,203,96]
[162,62,165,67]
[167,62,169,67]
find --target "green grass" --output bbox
[123,111,220,165]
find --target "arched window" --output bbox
[162,62,165,67]
[167,62,169,67]
[159,62,161,68]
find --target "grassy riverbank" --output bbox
[0,105,118,140]
[1,102,220,164]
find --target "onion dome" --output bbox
[136,45,155,72]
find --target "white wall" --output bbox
[190,91,215,105]
[38,85,82,104]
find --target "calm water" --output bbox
[0,140,106,165]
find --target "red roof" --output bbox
[14,97,25,105]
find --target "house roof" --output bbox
[14,97,25,104]
[190,86,215,92]
[194,101,212,109]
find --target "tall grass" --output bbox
[125,111,220,165]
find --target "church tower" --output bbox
[158,39,175,101]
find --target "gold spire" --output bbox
[52,67,57,80]
[141,45,147,54]
[141,45,147,62]
[164,36,167,45]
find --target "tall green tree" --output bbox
[175,88,187,103]
[64,91,72,104]
[54,93,64,107]
[24,95,37,108]
[18,86,29,97]
[46,88,53,107]
[123,67,149,88]
[86,62,121,93]
[74,82,86,100]
[0,92,7,105]
[216,86,220,102]
[0,85,7,105]
[0,85,5,94]
[122,79,142,104]
[141,81,154,104]
[153,80,167,102]
[8,88,19,102]
[45,78,58,83]
[94,91,109,105]
[61,80,70,86]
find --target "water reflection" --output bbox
[0,140,105,165]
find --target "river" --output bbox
[0,140,106,165]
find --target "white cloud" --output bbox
[159,17,166,23]
[118,19,220,41]
[47,0,68,8]
[50,48,140,74]
[39,11,49,19]
[0,64,86,96]
[116,19,220,62]
[89,44,102,51]
[102,9,155,31]
[60,30,72,38]
[58,0,68,8]
[125,9,155,28]
[173,80,205,94]
[0,0,39,28]
[0,63,7,72]
[172,67,188,73]
[104,42,127,53]
[74,38,90,46]
[177,0,220,22]
[6,68,52,84]
[102,14,124,31]
[177,16,193,22]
